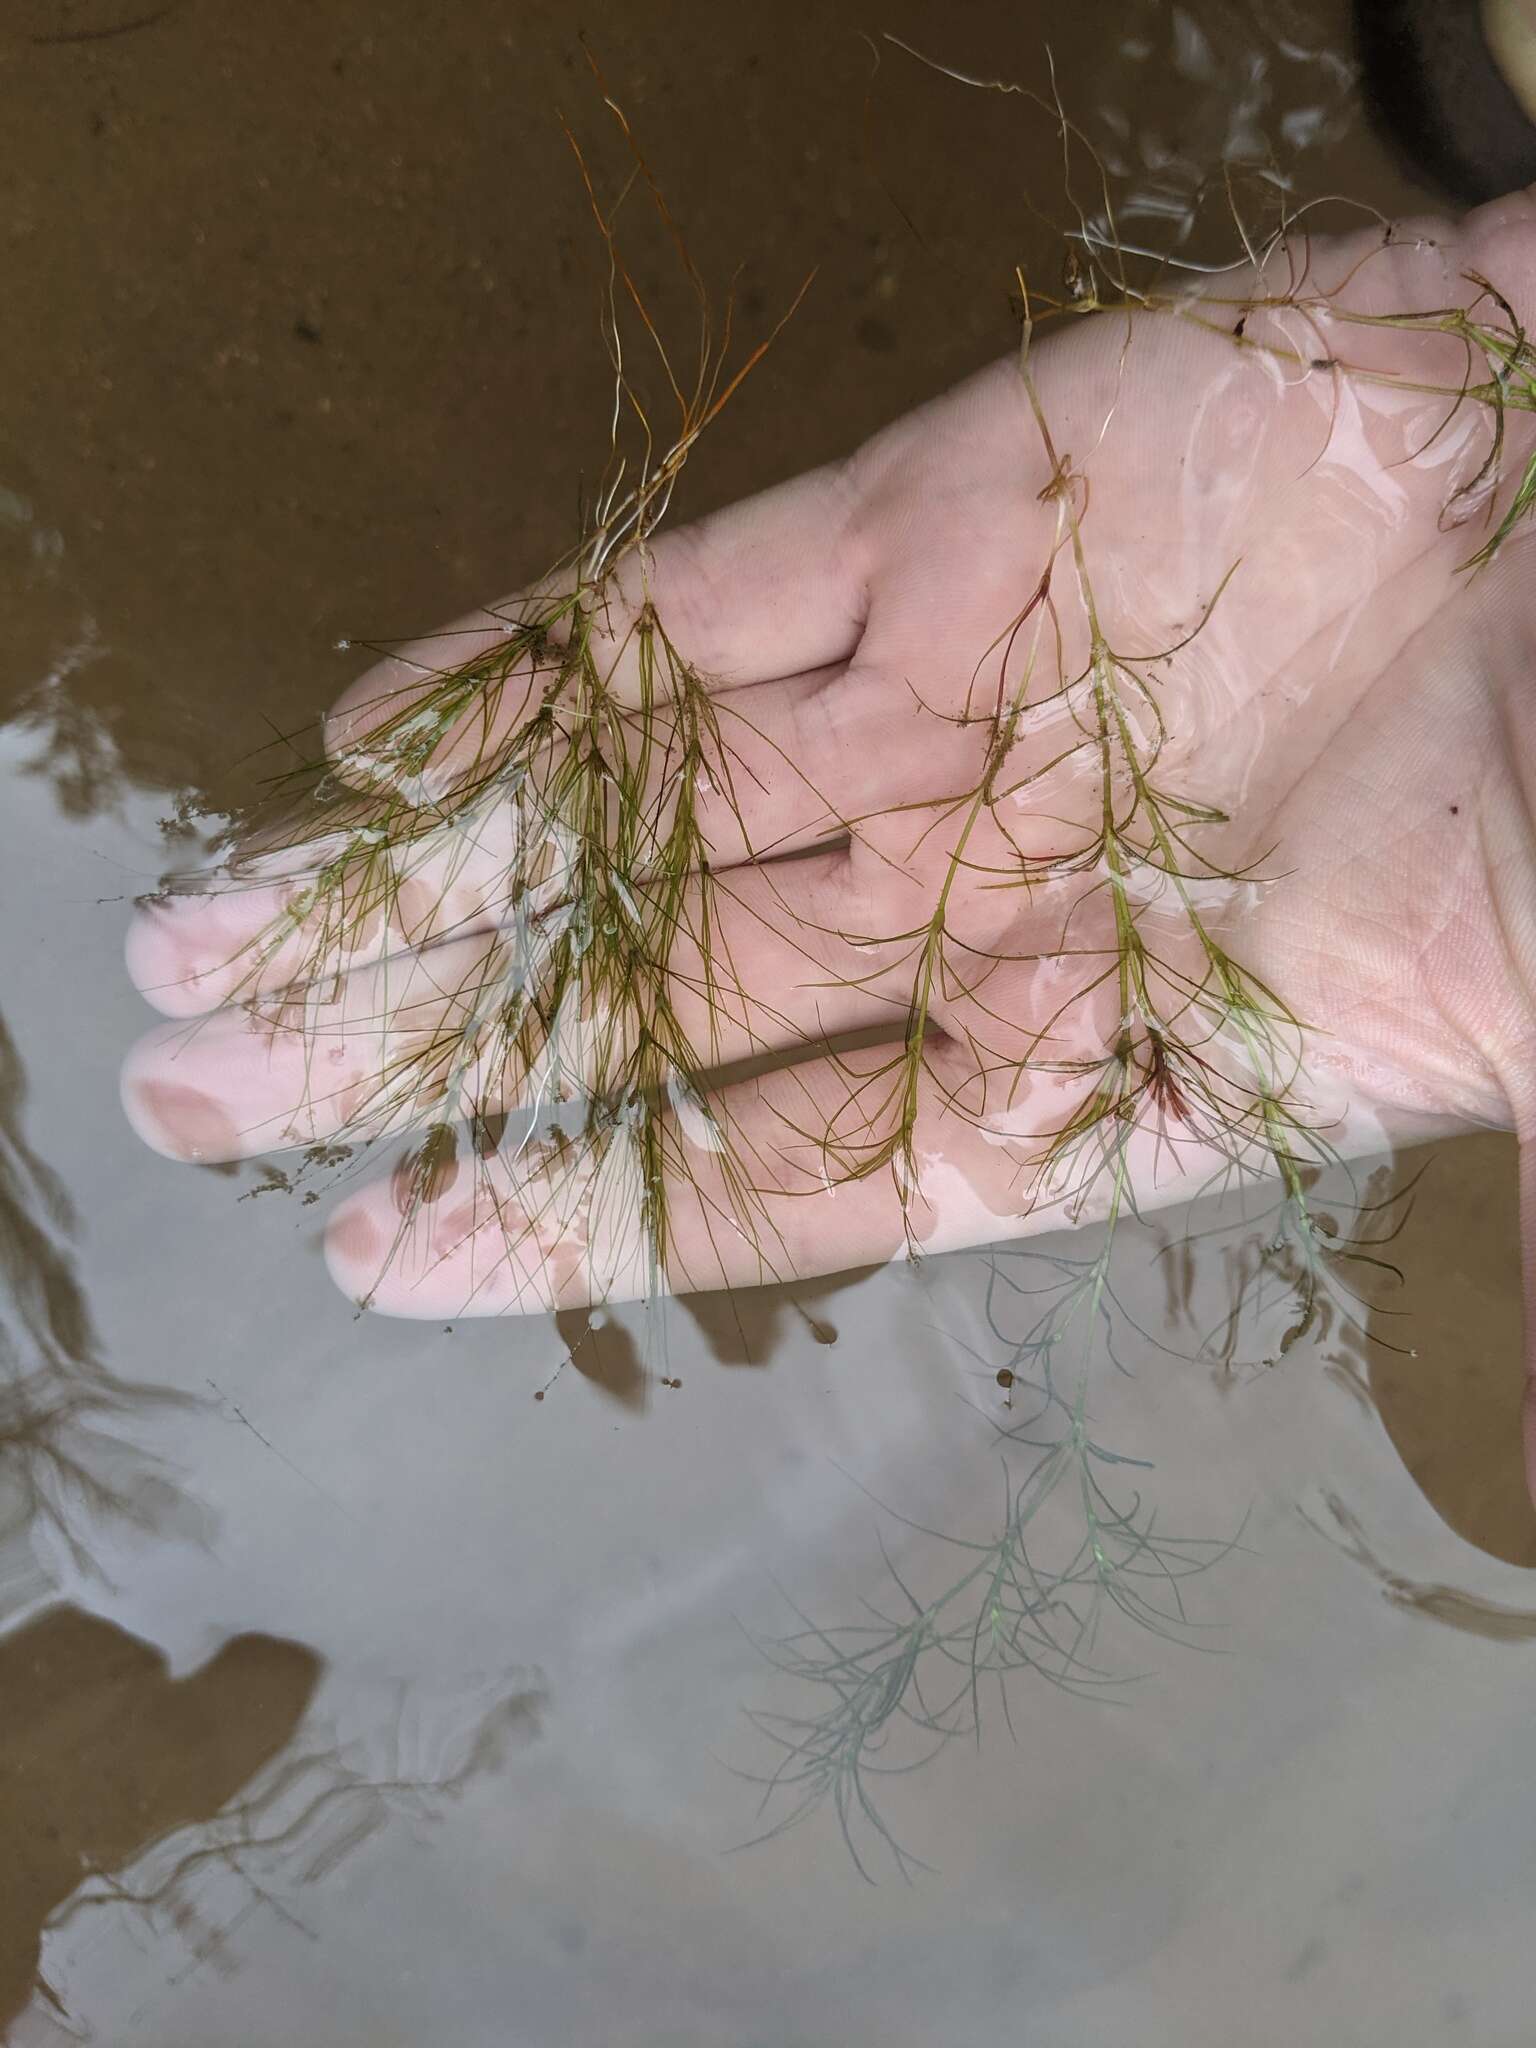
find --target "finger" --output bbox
[124,804,523,1021]
[121,850,889,1163]
[138,462,873,1024]
[580,460,871,695]
[125,654,879,1021]
[325,457,870,764]
[321,1045,926,1318]
[322,1034,1231,1319]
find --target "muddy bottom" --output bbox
[2,3,1534,2043]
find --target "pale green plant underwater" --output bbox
[735,1298,1248,1883]
[737,1156,1419,1880]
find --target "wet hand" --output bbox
[121,190,1536,1486]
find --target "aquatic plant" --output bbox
[147,69,812,1327]
[735,1237,1249,1881]
[829,46,1536,1260]
[734,1143,1427,1877]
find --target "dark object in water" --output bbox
[1353,0,1536,203]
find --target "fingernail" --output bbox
[123,1075,239,1163]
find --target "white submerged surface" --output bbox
[3,728,1536,2048]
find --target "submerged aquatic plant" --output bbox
[735,1154,1420,1878]
[736,1241,1248,1882]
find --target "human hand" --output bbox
[121,190,1536,1477]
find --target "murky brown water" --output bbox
[3,2,1535,2042]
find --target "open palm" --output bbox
[121,189,1536,1476]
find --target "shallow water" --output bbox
[3,2,1536,2042]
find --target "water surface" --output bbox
[3,3,1534,2042]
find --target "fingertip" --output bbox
[321,662,410,763]
[125,884,293,1018]
[125,897,221,1018]
[120,1026,241,1163]
[320,604,551,789]
[323,1167,597,1320]
[323,1184,519,1319]
[323,1189,392,1308]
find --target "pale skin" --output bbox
[121,190,1536,1500]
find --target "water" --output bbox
[3,2,1535,2042]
